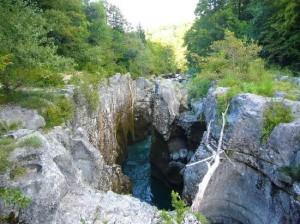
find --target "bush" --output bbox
[0,0,74,92]
[261,102,293,143]
[0,180,31,222]
[188,31,299,103]
[42,97,74,129]
[80,83,99,113]
[187,77,211,99]
[0,187,31,209]
[0,135,43,174]
[71,72,101,113]
[160,191,209,224]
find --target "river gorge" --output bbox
[0,74,300,224]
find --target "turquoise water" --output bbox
[123,136,172,209]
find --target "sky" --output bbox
[106,0,198,29]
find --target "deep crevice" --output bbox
[122,118,206,209]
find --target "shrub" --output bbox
[0,0,74,92]
[42,97,75,129]
[80,83,99,113]
[187,77,211,99]
[0,187,31,209]
[187,31,299,103]
[262,102,293,143]
[160,191,209,224]
[71,72,101,113]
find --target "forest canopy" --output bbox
[0,0,177,92]
[185,0,300,74]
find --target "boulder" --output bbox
[152,79,188,140]
[184,90,300,224]
[134,77,155,141]
[0,106,45,130]
[56,189,159,224]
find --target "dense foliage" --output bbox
[35,0,177,76]
[147,23,192,72]
[0,0,73,92]
[0,0,177,92]
[185,0,300,74]
[187,31,299,110]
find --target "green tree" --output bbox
[36,0,89,69]
[184,0,248,72]
[258,0,300,71]
[186,0,300,74]
[0,0,73,92]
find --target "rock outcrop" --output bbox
[0,74,162,224]
[0,74,191,224]
[0,106,45,130]
[184,88,300,224]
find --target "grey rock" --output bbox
[184,90,300,223]
[152,79,188,140]
[179,149,188,159]
[191,99,204,119]
[0,106,45,130]
[182,213,201,224]
[274,91,287,98]
[0,74,169,224]
[6,129,34,139]
[293,182,300,196]
[56,189,159,224]
[0,126,153,224]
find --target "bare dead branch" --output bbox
[191,104,229,212]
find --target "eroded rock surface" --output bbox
[0,106,45,130]
[184,88,300,224]
[0,74,192,224]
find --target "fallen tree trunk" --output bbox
[191,105,229,211]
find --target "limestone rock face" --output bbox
[152,78,188,141]
[184,89,300,224]
[56,189,159,224]
[0,122,156,224]
[0,74,169,224]
[0,74,191,224]
[72,74,136,166]
[134,77,155,141]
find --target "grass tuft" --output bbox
[0,120,23,136]
[18,136,42,149]
[0,90,74,129]
[261,102,293,143]
[10,166,27,180]
[0,138,16,174]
